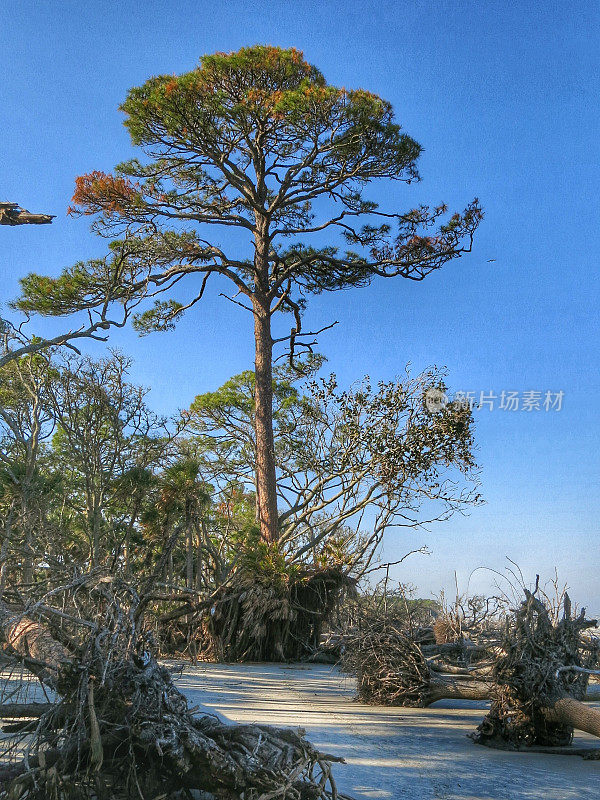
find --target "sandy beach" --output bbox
[175,662,600,800]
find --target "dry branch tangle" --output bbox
[341,595,600,749]
[473,590,600,750]
[342,619,493,707]
[0,580,346,799]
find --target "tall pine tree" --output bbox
[18,46,482,543]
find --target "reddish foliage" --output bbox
[69,171,140,216]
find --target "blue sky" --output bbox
[1,1,599,609]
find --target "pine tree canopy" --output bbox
[17,45,482,332]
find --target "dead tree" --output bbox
[0,572,345,799]
[342,617,492,707]
[0,202,54,226]
[472,588,600,750]
[341,615,600,710]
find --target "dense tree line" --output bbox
[0,348,477,650]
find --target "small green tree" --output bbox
[18,46,482,543]
[0,354,56,584]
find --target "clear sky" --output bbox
[1,1,599,610]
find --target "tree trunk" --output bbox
[0,703,53,718]
[0,601,70,689]
[425,678,600,705]
[22,493,33,585]
[124,525,131,576]
[87,501,102,568]
[368,669,600,707]
[23,531,33,585]
[544,697,600,738]
[0,509,14,598]
[123,500,140,577]
[426,673,491,704]
[252,293,278,543]
[195,519,205,591]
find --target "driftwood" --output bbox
[0,202,54,226]
[472,589,600,750]
[0,573,347,799]
[340,597,600,714]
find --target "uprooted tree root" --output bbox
[472,588,600,751]
[202,567,355,662]
[0,573,347,800]
[341,616,491,707]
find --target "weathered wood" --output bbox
[473,589,600,751]
[0,602,70,689]
[0,702,52,718]
[545,697,600,738]
[427,673,490,704]
[0,202,54,225]
[0,578,343,799]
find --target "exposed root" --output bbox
[341,617,490,707]
[0,572,347,799]
[433,614,462,645]
[203,567,354,662]
[472,588,600,750]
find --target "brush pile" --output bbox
[0,571,346,800]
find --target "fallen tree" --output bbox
[0,572,347,799]
[341,616,492,707]
[339,590,600,712]
[472,588,600,750]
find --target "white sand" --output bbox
[175,662,600,800]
